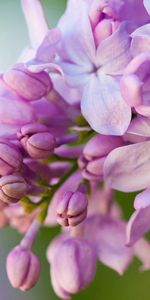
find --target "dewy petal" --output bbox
[104,141,150,192]
[131,24,150,56]
[21,0,48,48]
[127,116,150,137]
[57,0,96,66]
[144,0,150,15]
[96,23,132,75]
[126,206,150,246]
[81,73,131,135]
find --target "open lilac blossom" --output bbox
[2,0,150,298]
[56,0,132,135]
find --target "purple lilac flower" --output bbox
[2,0,150,298]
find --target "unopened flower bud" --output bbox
[79,135,123,180]
[48,237,96,298]
[6,246,41,291]
[0,141,22,176]
[0,174,28,203]
[3,63,52,101]
[57,190,88,227]
[94,19,119,46]
[18,123,56,159]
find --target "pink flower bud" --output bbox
[89,0,121,46]
[0,141,22,176]
[0,174,28,203]
[57,190,88,227]
[89,0,122,28]
[18,123,56,159]
[79,135,123,180]
[6,246,41,291]
[3,63,52,101]
[94,19,119,46]
[48,237,96,298]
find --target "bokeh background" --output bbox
[0,1,150,299]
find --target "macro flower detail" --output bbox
[1,0,150,299]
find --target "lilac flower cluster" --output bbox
[1,0,150,298]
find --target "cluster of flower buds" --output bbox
[1,0,150,299]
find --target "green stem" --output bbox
[52,162,78,191]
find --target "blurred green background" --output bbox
[0,1,150,299]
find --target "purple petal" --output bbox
[104,141,150,192]
[0,97,35,125]
[134,239,150,271]
[35,28,61,63]
[52,75,82,104]
[81,73,131,135]
[131,24,150,56]
[27,61,63,75]
[96,217,132,274]
[127,207,150,246]
[144,0,150,14]
[21,0,48,48]
[50,267,71,300]
[0,124,20,139]
[96,23,132,75]
[82,215,132,274]
[128,116,150,137]
[57,0,96,66]
[120,0,150,24]
[134,188,150,210]
[55,62,91,87]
